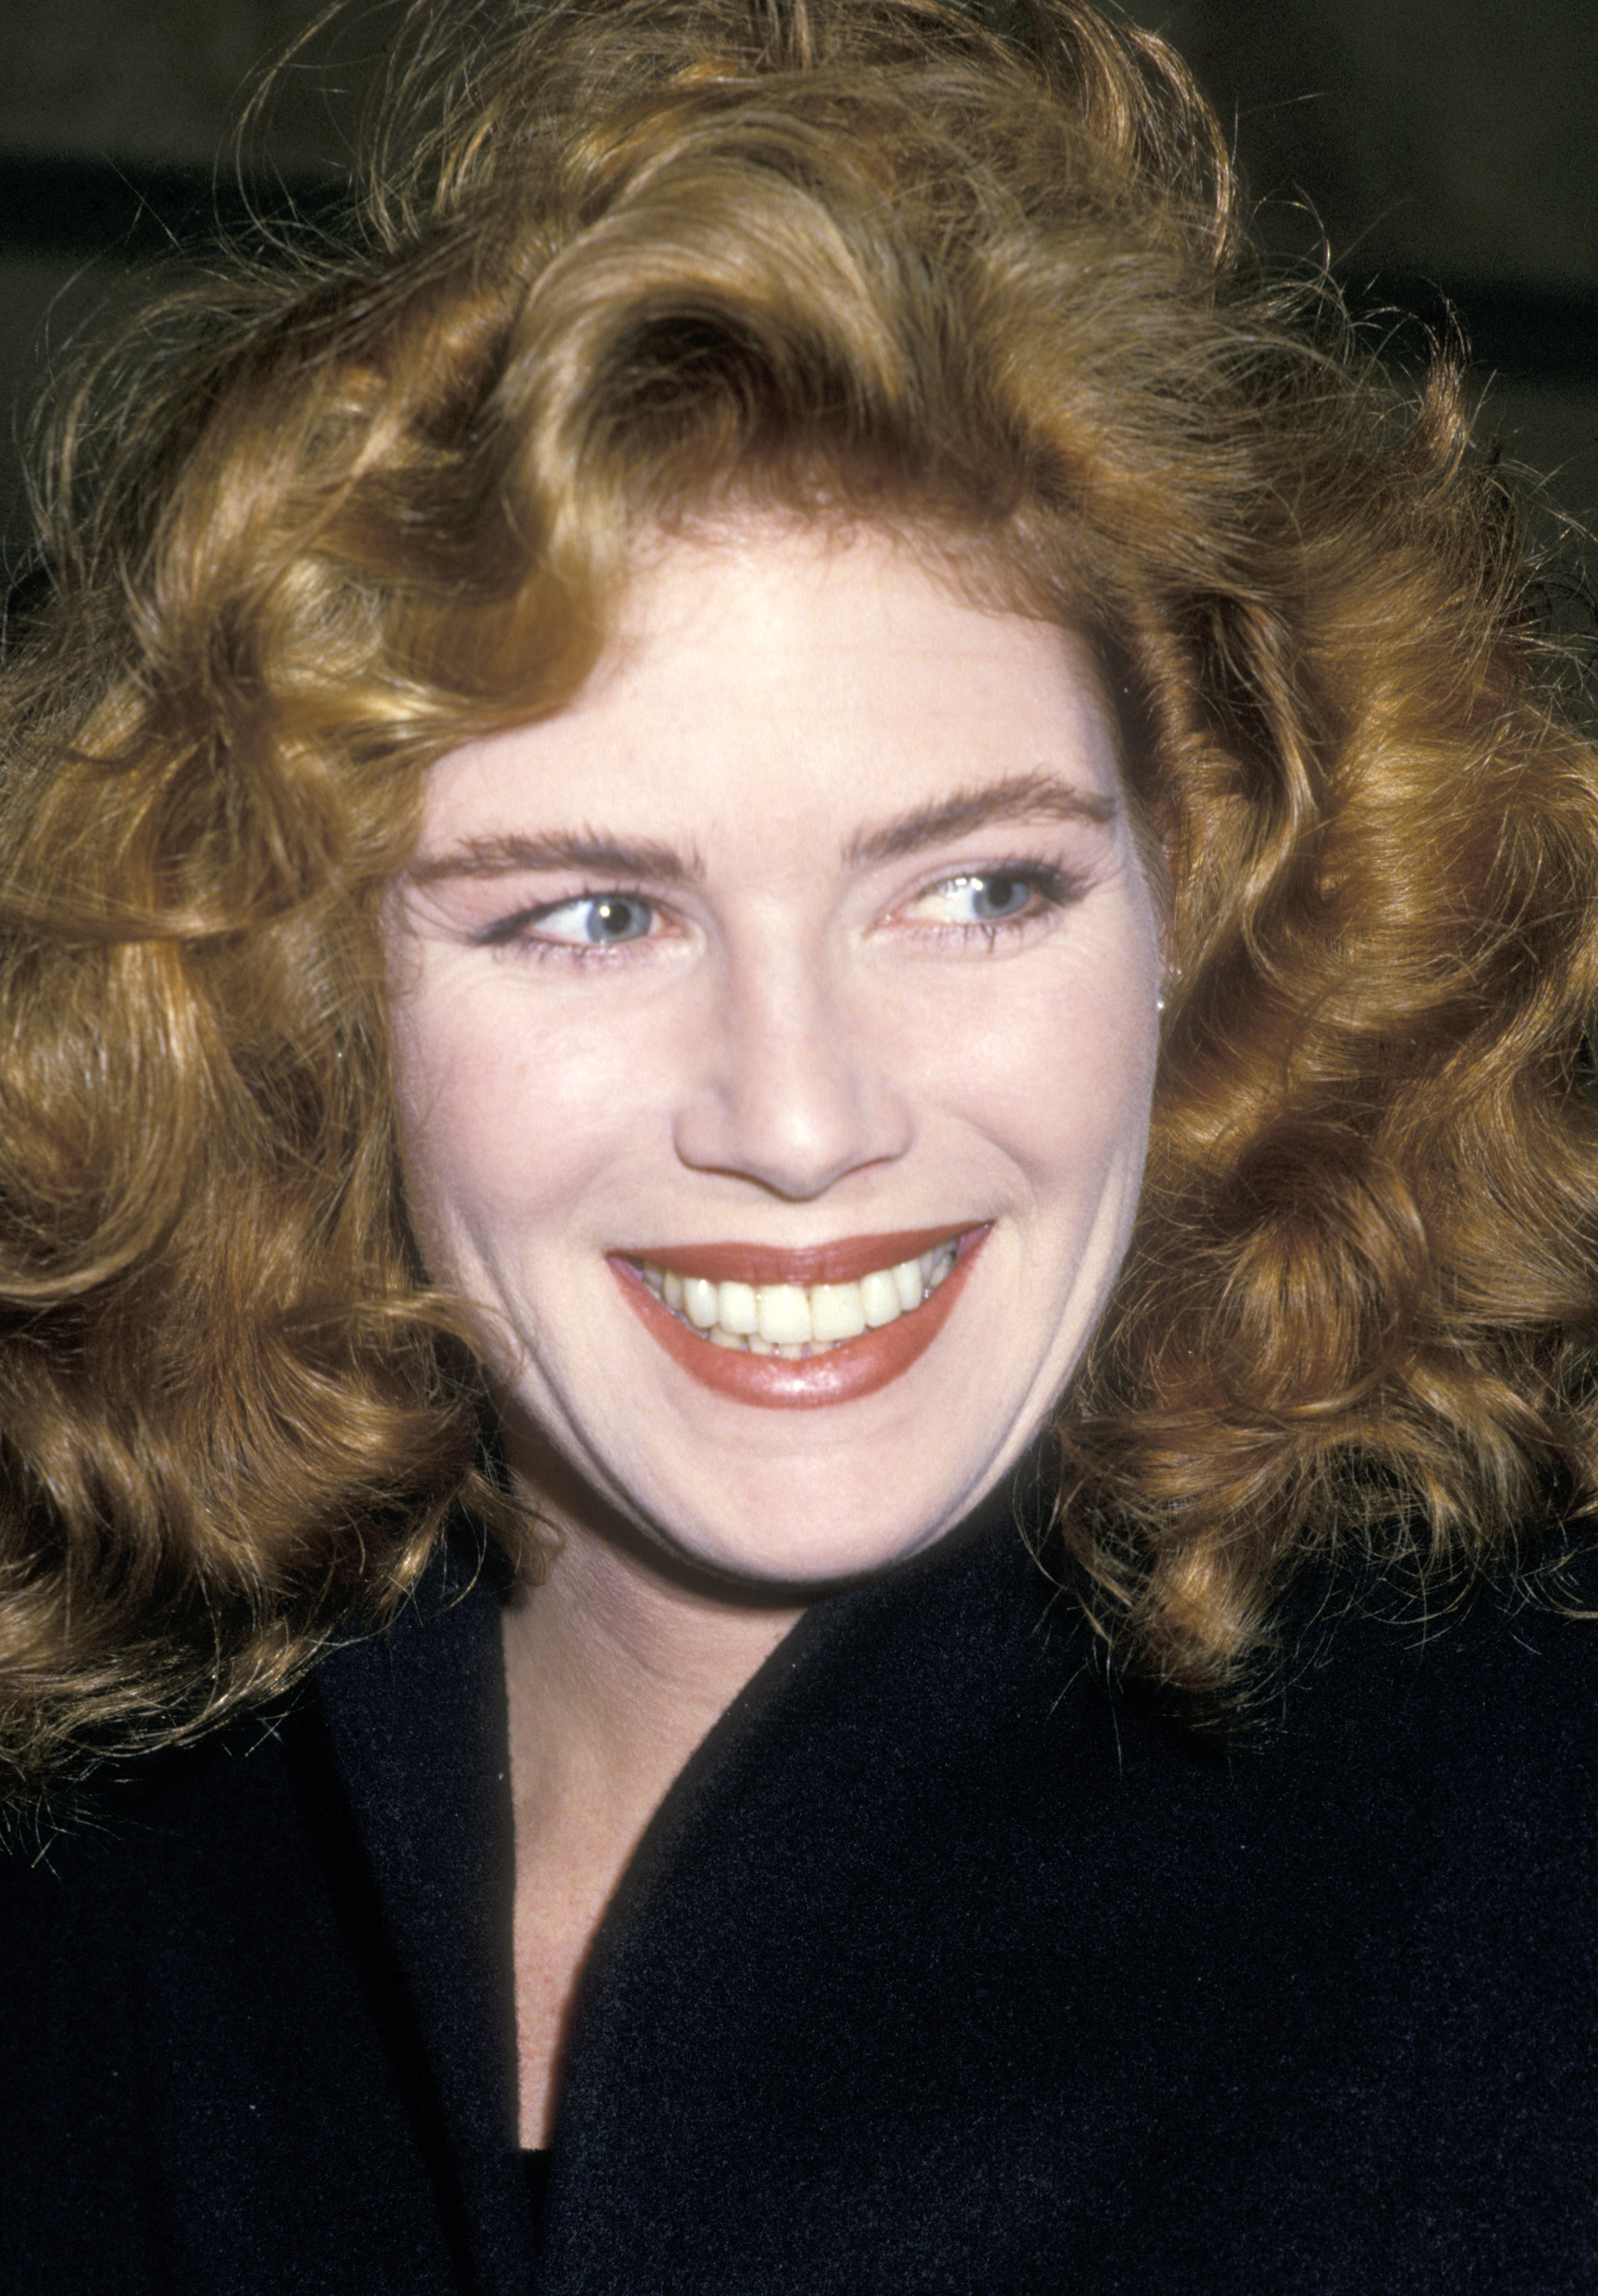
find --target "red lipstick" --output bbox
[609,1227,988,1410]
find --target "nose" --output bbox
[671,938,914,1200]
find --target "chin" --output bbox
[618,1449,1013,1593]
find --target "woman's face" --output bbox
[387,520,1163,1587]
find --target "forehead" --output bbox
[419,522,1123,850]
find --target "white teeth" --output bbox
[858,1267,902,1329]
[758,1283,813,1345]
[810,1283,867,1342]
[682,1275,719,1329]
[717,1280,759,1336]
[638,1239,964,1355]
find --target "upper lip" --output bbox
[615,1224,980,1288]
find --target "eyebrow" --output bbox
[843,772,1117,868]
[409,830,703,888]
[409,771,1116,889]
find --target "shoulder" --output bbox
[0,1576,495,2296]
[1228,1537,1598,1841]
[645,1514,1598,1864]
[544,1521,1598,2293]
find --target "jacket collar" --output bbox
[315,1530,533,2296]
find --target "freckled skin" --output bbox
[387,521,1163,1591]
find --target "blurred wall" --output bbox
[2,0,1594,572]
[1123,0,1598,542]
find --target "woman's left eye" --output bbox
[484,893,656,948]
[905,872,1051,930]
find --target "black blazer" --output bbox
[3,1515,1596,2294]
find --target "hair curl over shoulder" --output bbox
[3,0,1596,1792]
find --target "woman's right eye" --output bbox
[481,893,657,950]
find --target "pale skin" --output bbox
[501,1456,804,2146]
[386,520,1164,2144]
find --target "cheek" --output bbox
[386,1022,500,1280]
[931,957,1159,1202]
[386,974,659,1275]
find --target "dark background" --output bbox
[2,0,1594,576]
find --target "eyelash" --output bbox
[905,863,1086,949]
[476,863,1088,960]
[477,889,658,958]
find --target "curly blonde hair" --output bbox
[2,0,1595,1793]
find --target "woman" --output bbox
[2,0,1596,2288]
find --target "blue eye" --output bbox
[910,872,1039,927]
[485,893,656,948]
[964,875,1032,921]
[556,895,654,945]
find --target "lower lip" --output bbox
[609,1229,990,1410]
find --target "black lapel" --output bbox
[315,1534,533,2296]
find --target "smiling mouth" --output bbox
[631,1239,961,1358]
[611,1225,987,1409]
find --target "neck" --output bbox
[498,1428,815,1852]
[492,1429,1026,2148]
[502,1517,807,1828]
